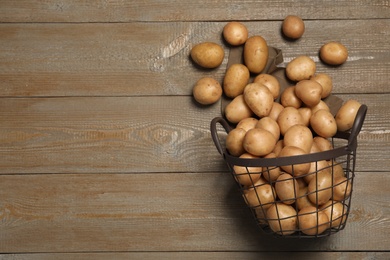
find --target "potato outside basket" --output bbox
[210,104,367,238]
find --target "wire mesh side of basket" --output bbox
[226,140,356,238]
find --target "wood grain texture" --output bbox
[0,94,388,174]
[0,20,389,97]
[0,0,389,22]
[0,172,389,252]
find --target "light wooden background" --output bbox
[0,1,389,259]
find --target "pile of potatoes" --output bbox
[191,18,362,236]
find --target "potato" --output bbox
[243,83,274,118]
[310,73,333,99]
[298,206,329,235]
[266,203,298,235]
[329,161,345,180]
[253,74,281,99]
[283,124,313,153]
[277,107,305,135]
[255,117,280,142]
[224,94,254,124]
[286,55,316,82]
[223,21,248,46]
[313,136,333,152]
[236,117,258,132]
[311,100,330,115]
[320,201,347,228]
[190,42,225,69]
[262,153,282,182]
[280,86,302,108]
[192,77,222,105]
[273,140,284,157]
[335,99,361,131]
[332,176,352,201]
[320,41,348,65]
[275,173,299,204]
[282,15,305,39]
[244,183,275,209]
[243,35,269,74]
[308,171,333,205]
[305,160,331,184]
[243,128,277,156]
[233,153,262,186]
[226,127,246,157]
[223,63,250,98]
[296,187,315,210]
[298,107,312,127]
[278,146,311,176]
[294,79,323,107]
[268,102,284,122]
[310,109,337,138]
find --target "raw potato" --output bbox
[313,136,333,152]
[335,99,361,131]
[282,15,305,39]
[286,55,316,82]
[223,21,248,46]
[296,187,315,210]
[308,171,333,205]
[280,86,302,108]
[233,153,262,186]
[244,35,269,74]
[190,42,225,69]
[283,124,313,153]
[320,201,347,228]
[243,128,277,156]
[298,206,329,235]
[253,74,281,99]
[305,160,331,184]
[332,176,352,201]
[311,100,330,115]
[277,107,305,135]
[192,77,222,105]
[226,127,246,157]
[223,63,250,98]
[310,109,337,138]
[275,173,299,204]
[236,117,258,132]
[310,73,333,99]
[298,107,312,127]
[244,183,275,208]
[243,83,274,118]
[268,102,284,122]
[294,79,323,107]
[224,94,254,124]
[320,41,348,65]
[256,117,280,142]
[278,146,311,176]
[262,153,282,182]
[266,203,298,235]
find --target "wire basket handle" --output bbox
[210,117,233,155]
[347,104,368,150]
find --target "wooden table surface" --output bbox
[0,1,389,259]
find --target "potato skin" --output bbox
[320,41,348,65]
[223,21,248,46]
[190,42,225,69]
[223,63,250,98]
[286,55,316,82]
[282,15,305,39]
[335,99,361,131]
[192,77,222,105]
[243,83,274,118]
[243,36,269,74]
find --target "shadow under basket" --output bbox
[210,104,368,238]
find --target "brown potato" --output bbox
[310,73,333,99]
[310,109,337,138]
[256,117,280,142]
[296,187,315,210]
[268,102,285,122]
[266,203,298,235]
[192,77,222,105]
[294,80,323,107]
[286,55,316,82]
[244,35,269,74]
[244,183,276,209]
[236,117,258,132]
[243,83,274,118]
[262,153,282,182]
[313,136,333,152]
[277,107,305,135]
[308,171,333,205]
[275,173,299,204]
[320,201,347,228]
[335,99,361,131]
[223,63,250,98]
[278,146,311,176]
[282,15,305,39]
[332,176,352,201]
[311,100,330,115]
[280,86,302,108]
[273,140,284,157]
[224,94,254,124]
[243,128,277,156]
[305,160,331,184]
[320,41,348,65]
[226,127,246,157]
[298,107,312,127]
[298,206,329,235]
[283,124,313,153]
[223,21,248,46]
[233,153,262,186]
[190,42,224,68]
[253,74,281,99]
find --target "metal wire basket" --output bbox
[210,104,367,238]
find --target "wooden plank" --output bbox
[0,94,388,174]
[0,0,389,22]
[0,20,389,97]
[1,252,389,260]
[0,172,389,252]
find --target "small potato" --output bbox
[320,41,348,65]
[298,206,329,235]
[294,80,323,108]
[268,102,285,122]
[223,63,250,98]
[236,117,258,132]
[277,107,305,135]
[311,100,330,115]
[313,136,333,152]
[244,183,276,209]
[223,21,248,46]
[320,201,347,228]
[244,35,269,74]
[280,86,302,108]
[310,109,337,138]
[282,15,305,39]
[335,99,361,132]
[283,125,313,153]
[278,146,311,176]
[256,117,281,142]
[226,127,246,157]
[224,94,254,124]
[275,173,299,204]
[243,128,277,156]
[329,161,345,180]
[267,203,298,235]
[243,83,274,118]
[296,187,315,210]
[253,74,281,99]
[286,55,316,82]
[310,73,333,99]
[308,171,333,205]
[332,176,352,201]
[190,42,225,69]
[298,107,312,127]
[273,140,284,157]
[192,77,222,105]
[233,153,262,186]
[262,153,282,182]
[305,160,331,184]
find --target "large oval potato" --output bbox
[335,99,361,131]
[243,83,274,118]
[243,36,269,74]
[223,63,250,98]
[224,94,254,124]
[286,55,316,82]
[190,42,225,69]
